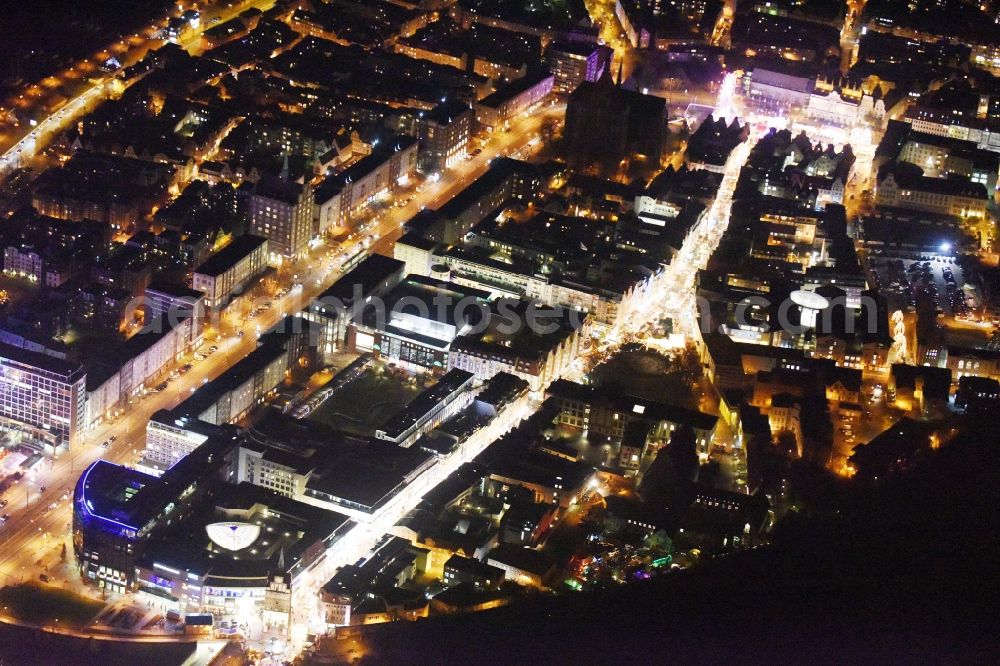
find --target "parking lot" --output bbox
[869,255,979,321]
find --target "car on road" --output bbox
[0,514,9,523]
[0,499,7,509]
[38,574,50,583]
[101,440,110,448]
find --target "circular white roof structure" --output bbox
[790,289,829,311]
[206,522,261,551]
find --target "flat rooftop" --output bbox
[193,234,267,278]
[146,281,205,301]
[362,275,492,331]
[547,379,719,432]
[451,298,584,364]
[377,369,474,440]
[305,440,435,512]
[0,341,83,379]
[75,461,159,531]
[315,253,405,308]
[478,69,553,109]
[141,482,354,581]
[173,338,289,420]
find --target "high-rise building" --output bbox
[546,42,607,94]
[416,100,473,173]
[0,342,87,451]
[249,175,314,264]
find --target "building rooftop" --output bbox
[476,372,530,409]
[548,40,602,57]
[362,275,492,337]
[74,461,158,532]
[415,430,461,458]
[377,369,474,441]
[140,482,353,582]
[75,428,241,535]
[478,69,554,109]
[879,164,988,199]
[445,553,504,579]
[947,345,1000,362]
[145,281,205,301]
[890,363,951,400]
[547,379,719,432]
[750,68,815,95]
[436,157,534,220]
[315,253,405,310]
[424,99,473,126]
[0,340,84,379]
[396,231,438,252]
[486,543,555,576]
[848,417,933,479]
[314,135,418,203]
[451,298,585,364]
[476,431,595,495]
[322,535,421,600]
[193,235,267,278]
[253,174,304,206]
[305,440,436,512]
[173,338,290,420]
[110,315,191,368]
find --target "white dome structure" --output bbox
[206,522,261,551]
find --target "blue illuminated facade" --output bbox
[72,461,152,592]
[72,428,240,592]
